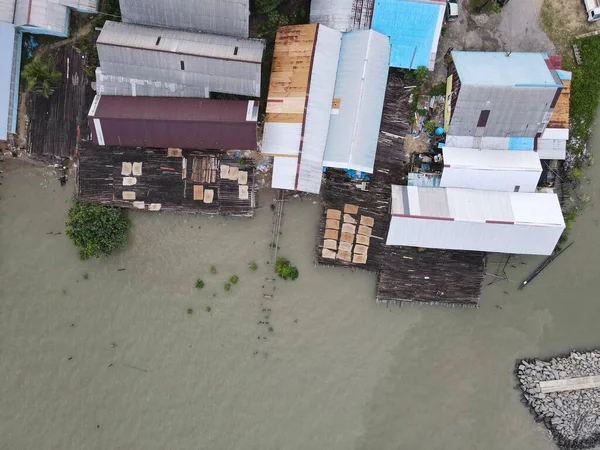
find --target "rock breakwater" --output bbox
[516,351,600,449]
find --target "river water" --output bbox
[1,116,599,450]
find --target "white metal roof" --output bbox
[119,0,249,38]
[537,128,568,160]
[60,0,97,12]
[443,147,542,171]
[322,30,389,174]
[267,24,342,194]
[0,0,15,23]
[97,21,263,63]
[387,185,565,255]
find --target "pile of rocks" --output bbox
[516,351,600,449]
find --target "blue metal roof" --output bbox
[452,51,561,87]
[372,0,444,70]
[0,22,16,141]
[556,69,572,81]
[508,137,535,151]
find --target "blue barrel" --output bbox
[434,127,444,136]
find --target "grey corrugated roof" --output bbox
[449,84,557,137]
[0,0,15,23]
[120,0,249,38]
[97,21,263,97]
[322,30,389,173]
[97,21,263,63]
[310,0,372,31]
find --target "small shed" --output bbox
[88,95,258,150]
[440,147,542,193]
[387,185,565,255]
[322,30,390,173]
[262,24,342,194]
[371,0,445,70]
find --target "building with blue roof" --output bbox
[371,0,445,70]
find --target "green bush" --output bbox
[230,275,239,285]
[66,202,129,260]
[413,65,429,81]
[21,58,62,98]
[424,121,437,135]
[224,283,231,291]
[248,261,258,271]
[210,266,217,274]
[195,279,205,289]
[274,257,299,281]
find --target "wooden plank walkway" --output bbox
[540,375,600,393]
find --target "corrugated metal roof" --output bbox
[448,84,557,137]
[452,52,561,87]
[263,24,342,194]
[0,0,15,23]
[443,147,541,170]
[14,0,69,34]
[0,21,15,140]
[88,95,257,150]
[441,147,542,192]
[388,185,564,255]
[120,0,249,38]
[60,0,97,12]
[98,21,262,62]
[371,0,444,70]
[97,21,263,97]
[538,127,568,160]
[408,172,441,188]
[322,30,389,173]
[310,0,373,31]
[95,68,209,98]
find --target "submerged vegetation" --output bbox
[274,257,299,281]
[195,279,205,289]
[66,202,129,260]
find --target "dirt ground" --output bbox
[432,0,600,82]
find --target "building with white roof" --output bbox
[387,185,565,255]
[95,21,264,98]
[262,24,342,194]
[440,146,542,193]
[322,30,389,173]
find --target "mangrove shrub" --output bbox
[274,257,299,281]
[66,202,129,260]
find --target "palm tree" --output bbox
[21,58,62,98]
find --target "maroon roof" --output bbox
[88,96,257,150]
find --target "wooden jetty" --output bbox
[315,71,486,306]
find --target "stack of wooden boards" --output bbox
[221,164,249,200]
[120,161,162,211]
[321,203,374,264]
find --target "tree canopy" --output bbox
[21,57,62,98]
[66,202,129,260]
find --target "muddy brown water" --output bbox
[1,119,599,449]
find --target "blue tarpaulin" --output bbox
[371,0,444,70]
[508,137,535,151]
